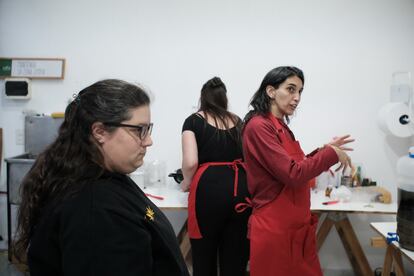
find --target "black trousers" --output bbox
[190,166,251,276]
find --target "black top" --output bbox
[182,113,243,164]
[27,171,189,276]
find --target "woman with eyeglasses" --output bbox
[14,79,189,276]
[242,66,354,276]
[181,77,251,276]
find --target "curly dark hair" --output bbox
[243,66,304,124]
[13,79,150,261]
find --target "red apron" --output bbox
[249,114,322,276]
[187,159,245,239]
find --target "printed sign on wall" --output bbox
[0,58,65,79]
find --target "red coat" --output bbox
[243,114,338,276]
[243,115,338,210]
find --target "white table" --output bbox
[371,222,414,276]
[145,186,401,274]
[310,190,397,213]
[310,190,397,276]
[143,185,188,209]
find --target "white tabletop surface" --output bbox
[142,184,188,209]
[310,189,397,213]
[370,222,414,263]
[141,185,398,212]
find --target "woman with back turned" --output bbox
[181,77,251,276]
[14,79,189,276]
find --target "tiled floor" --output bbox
[0,250,358,276]
[322,269,355,276]
[0,251,26,276]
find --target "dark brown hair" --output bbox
[244,66,304,124]
[13,79,150,261]
[198,77,241,145]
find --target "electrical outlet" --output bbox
[16,129,24,145]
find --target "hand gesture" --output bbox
[329,145,353,174]
[328,135,355,151]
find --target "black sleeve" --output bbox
[235,115,243,128]
[60,199,153,276]
[182,114,196,133]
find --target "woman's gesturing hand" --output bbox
[329,145,353,174]
[328,135,355,151]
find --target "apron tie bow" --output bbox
[235,197,252,213]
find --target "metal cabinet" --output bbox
[4,115,63,261]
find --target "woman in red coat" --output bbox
[242,66,354,276]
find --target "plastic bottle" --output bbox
[396,146,414,251]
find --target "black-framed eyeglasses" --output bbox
[104,122,153,140]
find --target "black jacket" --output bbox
[27,171,189,276]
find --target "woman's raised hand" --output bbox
[329,145,353,174]
[328,135,355,151]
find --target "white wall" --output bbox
[1,0,414,271]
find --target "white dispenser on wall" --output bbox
[378,71,412,138]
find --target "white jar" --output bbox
[130,171,145,190]
[396,146,414,251]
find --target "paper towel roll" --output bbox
[378,103,412,138]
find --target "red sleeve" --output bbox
[243,117,338,186]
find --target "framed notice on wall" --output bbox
[0,57,65,79]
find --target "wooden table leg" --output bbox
[316,214,335,252]
[392,246,405,276]
[382,245,394,276]
[381,244,406,276]
[180,232,191,262]
[177,220,191,264]
[335,215,373,276]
